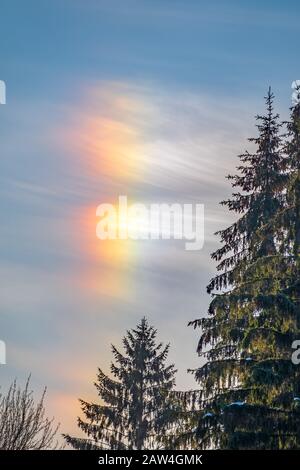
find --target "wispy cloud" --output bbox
[0,79,272,437]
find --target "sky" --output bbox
[0,0,299,440]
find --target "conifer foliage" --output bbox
[190,88,300,449]
[64,318,176,450]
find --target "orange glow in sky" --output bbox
[66,84,145,299]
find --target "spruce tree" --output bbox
[285,83,300,277]
[189,89,300,449]
[63,318,177,450]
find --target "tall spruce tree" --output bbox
[64,318,177,450]
[189,89,300,449]
[285,84,300,279]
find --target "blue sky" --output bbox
[1,0,300,100]
[0,0,299,438]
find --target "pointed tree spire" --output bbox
[189,90,300,449]
[63,318,177,450]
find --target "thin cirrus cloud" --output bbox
[57,80,254,299]
[62,80,256,196]
[1,79,262,437]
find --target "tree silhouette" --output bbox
[0,376,59,449]
[64,318,177,450]
[189,89,300,449]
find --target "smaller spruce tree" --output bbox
[64,318,177,450]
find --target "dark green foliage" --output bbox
[63,318,177,450]
[190,88,300,449]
